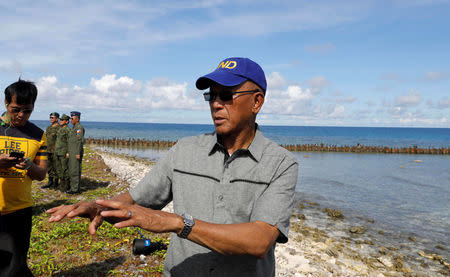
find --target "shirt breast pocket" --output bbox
[225,175,270,221]
[172,168,218,218]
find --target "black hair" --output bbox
[4,78,38,105]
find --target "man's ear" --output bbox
[252,92,265,114]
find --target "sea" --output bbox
[32,120,450,256]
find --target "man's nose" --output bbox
[210,98,225,110]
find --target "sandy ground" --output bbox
[97,150,449,277]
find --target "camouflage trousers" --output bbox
[47,153,58,179]
[55,155,69,191]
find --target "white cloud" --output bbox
[398,112,435,125]
[0,59,23,74]
[0,1,370,67]
[266,72,286,90]
[263,72,344,121]
[307,76,330,91]
[137,78,202,110]
[324,96,357,103]
[329,105,345,118]
[338,97,357,103]
[424,71,449,82]
[90,74,142,97]
[395,90,421,107]
[264,83,315,116]
[264,72,315,115]
[305,76,330,95]
[35,74,203,112]
[436,97,450,109]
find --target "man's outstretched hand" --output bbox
[96,199,182,234]
[46,202,104,235]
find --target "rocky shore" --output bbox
[97,150,449,277]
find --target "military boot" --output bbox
[52,178,59,189]
[41,177,54,189]
[60,179,69,192]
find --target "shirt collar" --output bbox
[208,124,265,162]
[247,124,264,162]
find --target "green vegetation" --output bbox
[29,147,168,276]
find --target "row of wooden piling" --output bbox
[85,137,449,155]
[86,137,176,148]
[282,143,449,154]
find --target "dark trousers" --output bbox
[0,207,33,277]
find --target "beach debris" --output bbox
[290,221,303,233]
[303,155,309,158]
[357,216,375,223]
[323,208,344,219]
[377,256,393,268]
[413,160,423,163]
[418,251,449,267]
[349,226,367,234]
[363,240,374,245]
[139,254,146,264]
[393,256,411,273]
[378,246,388,255]
[307,201,320,207]
[297,203,305,209]
[408,236,417,242]
[292,213,306,220]
[325,247,339,258]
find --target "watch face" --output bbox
[183,213,195,226]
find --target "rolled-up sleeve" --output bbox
[250,155,298,243]
[129,144,177,210]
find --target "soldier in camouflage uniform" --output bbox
[55,114,71,192]
[67,111,85,194]
[42,112,60,189]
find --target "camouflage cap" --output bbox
[50,112,60,118]
[60,114,70,120]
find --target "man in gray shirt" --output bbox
[48,57,298,276]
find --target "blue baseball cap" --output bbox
[70,111,81,117]
[196,57,267,93]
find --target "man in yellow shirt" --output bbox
[0,79,47,276]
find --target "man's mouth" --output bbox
[213,116,226,125]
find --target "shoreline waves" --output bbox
[96,149,449,276]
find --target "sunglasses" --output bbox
[203,89,260,102]
[10,107,33,114]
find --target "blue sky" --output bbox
[0,0,449,127]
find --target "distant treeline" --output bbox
[85,137,449,155]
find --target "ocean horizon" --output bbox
[31,120,450,148]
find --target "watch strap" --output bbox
[178,213,195,239]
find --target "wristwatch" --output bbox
[178,213,195,239]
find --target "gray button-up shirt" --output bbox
[130,127,298,277]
